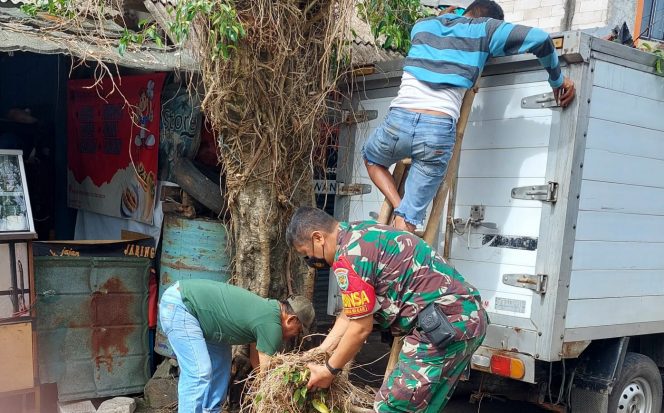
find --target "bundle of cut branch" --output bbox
[239,351,375,413]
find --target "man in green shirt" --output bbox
[159,279,315,413]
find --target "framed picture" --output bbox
[0,150,35,239]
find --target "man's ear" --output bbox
[312,230,324,243]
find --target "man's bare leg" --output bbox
[365,160,402,210]
[365,160,416,233]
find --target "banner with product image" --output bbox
[67,73,166,224]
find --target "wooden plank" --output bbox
[458,147,548,178]
[453,205,543,237]
[593,60,664,103]
[450,236,537,267]
[566,295,664,328]
[589,87,664,132]
[424,87,476,245]
[582,149,664,188]
[468,82,552,122]
[579,180,664,216]
[462,116,552,150]
[576,211,664,242]
[569,270,664,299]
[456,177,544,208]
[572,241,664,270]
[586,118,664,161]
[0,322,34,392]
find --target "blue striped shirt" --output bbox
[404,14,563,89]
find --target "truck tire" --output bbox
[608,353,662,413]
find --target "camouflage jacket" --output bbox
[333,221,486,340]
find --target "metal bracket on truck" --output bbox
[511,182,558,202]
[502,273,548,294]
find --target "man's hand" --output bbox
[554,77,576,108]
[306,363,334,390]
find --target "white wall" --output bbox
[504,0,635,34]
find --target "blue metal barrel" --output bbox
[155,214,231,357]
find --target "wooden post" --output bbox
[422,87,478,246]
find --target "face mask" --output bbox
[304,237,330,270]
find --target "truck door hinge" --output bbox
[313,180,372,196]
[521,92,559,109]
[503,273,548,294]
[511,182,558,202]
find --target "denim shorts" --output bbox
[362,108,457,226]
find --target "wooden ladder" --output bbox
[378,86,479,382]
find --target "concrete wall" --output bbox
[503,0,637,36]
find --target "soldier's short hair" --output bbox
[286,207,337,247]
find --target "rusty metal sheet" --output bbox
[35,256,150,401]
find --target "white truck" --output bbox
[331,31,664,412]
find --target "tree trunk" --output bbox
[230,159,314,300]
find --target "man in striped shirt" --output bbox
[363,0,576,233]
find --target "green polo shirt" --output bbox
[178,279,283,355]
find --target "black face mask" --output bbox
[304,237,330,270]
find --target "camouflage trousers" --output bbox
[375,324,486,412]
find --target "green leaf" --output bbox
[311,399,330,413]
[383,35,393,49]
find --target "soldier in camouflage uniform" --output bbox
[286,207,488,412]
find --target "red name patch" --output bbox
[333,256,376,318]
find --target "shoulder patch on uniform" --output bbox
[335,267,349,291]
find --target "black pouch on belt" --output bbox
[418,302,456,349]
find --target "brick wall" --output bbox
[503,0,612,32]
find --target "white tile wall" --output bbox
[503,0,610,32]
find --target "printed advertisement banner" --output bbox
[67,73,166,224]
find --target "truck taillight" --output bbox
[490,355,525,380]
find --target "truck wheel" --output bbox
[608,353,662,413]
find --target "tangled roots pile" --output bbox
[240,351,375,413]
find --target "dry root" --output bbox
[240,351,375,413]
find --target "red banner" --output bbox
[67,73,166,224]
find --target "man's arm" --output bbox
[317,313,350,353]
[257,351,272,371]
[306,315,373,390]
[487,22,576,106]
[249,343,259,369]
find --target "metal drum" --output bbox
[155,214,230,358]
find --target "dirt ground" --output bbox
[132,331,551,413]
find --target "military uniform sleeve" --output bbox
[487,20,563,88]
[254,322,283,355]
[333,255,380,319]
